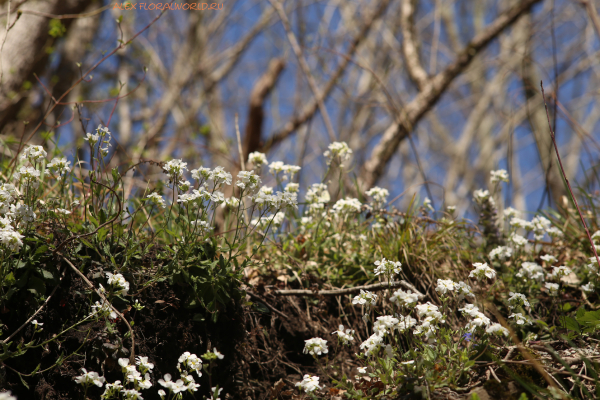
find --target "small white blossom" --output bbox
[248,151,268,168]
[365,187,389,208]
[507,292,530,309]
[486,323,509,337]
[373,258,402,276]
[324,141,352,167]
[489,246,512,261]
[509,313,532,325]
[352,290,377,307]
[545,282,560,296]
[469,262,496,280]
[74,368,105,387]
[490,169,509,184]
[435,279,456,295]
[295,374,321,393]
[303,337,328,357]
[332,324,355,345]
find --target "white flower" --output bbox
[473,189,490,203]
[20,145,47,164]
[373,258,402,276]
[90,299,117,319]
[465,312,491,332]
[191,167,211,182]
[366,187,389,208]
[0,391,17,400]
[423,197,434,212]
[213,347,224,359]
[489,246,512,261]
[509,233,528,248]
[357,367,367,374]
[303,337,328,356]
[191,220,213,235]
[509,313,532,325]
[305,183,330,205]
[136,356,154,374]
[222,197,240,209]
[360,333,384,356]
[236,171,261,193]
[84,132,100,146]
[0,227,24,252]
[540,254,557,264]
[516,262,545,281]
[146,192,166,208]
[389,289,420,307]
[31,319,43,330]
[121,389,143,400]
[284,182,299,193]
[458,304,480,318]
[415,302,444,321]
[324,141,353,167]
[469,262,496,280]
[503,207,520,218]
[14,166,41,189]
[163,159,188,181]
[331,198,362,214]
[456,281,475,299]
[248,151,268,168]
[490,169,509,184]
[507,292,530,309]
[211,387,223,399]
[373,315,400,336]
[486,323,509,337]
[352,290,377,307]
[435,279,456,295]
[105,272,130,296]
[581,282,594,292]
[545,282,560,296]
[549,266,571,280]
[177,352,202,377]
[295,374,321,393]
[531,216,552,240]
[208,166,232,188]
[46,157,71,176]
[332,324,354,345]
[74,368,105,387]
[157,389,166,399]
[101,380,123,399]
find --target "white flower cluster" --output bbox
[20,145,47,165]
[304,183,330,217]
[323,141,352,167]
[469,262,496,281]
[295,374,321,393]
[146,192,166,208]
[90,299,117,320]
[106,272,130,296]
[14,166,41,189]
[366,186,389,209]
[509,312,532,325]
[434,279,475,299]
[389,288,420,307]
[177,351,203,377]
[118,358,153,390]
[247,151,268,169]
[473,189,491,204]
[490,169,509,184]
[158,373,196,394]
[84,125,113,157]
[413,302,444,340]
[507,292,530,309]
[459,304,491,332]
[331,198,362,215]
[163,159,188,182]
[0,215,24,252]
[253,188,298,211]
[268,161,300,181]
[489,246,512,261]
[46,157,71,177]
[544,282,560,296]
[373,258,402,277]
[352,289,377,308]
[74,368,105,387]
[303,337,328,356]
[503,207,520,218]
[515,261,545,281]
[549,266,571,280]
[332,324,355,345]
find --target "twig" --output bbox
[269,280,424,298]
[59,256,136,364]
[268,0,337,142]
[246,291,289,320]
[540,81,600,275]
[2,265,65,344]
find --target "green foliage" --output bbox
[48,19,66,38]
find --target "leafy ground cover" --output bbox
[0,131,599,400]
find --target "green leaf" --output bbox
[560,316,580,333]
[39,269,54,280]
[27,276,46,296]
